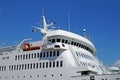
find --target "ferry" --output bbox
[0,14,120,80]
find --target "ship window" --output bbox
[34,53,36,58]
[37,52,40,58]
[29,54,31,59]
[46,51,49,57]
[46,62,48,68]
[40,52,42,58]
[62,39,65,43]
[43,62,45,68]
[39,63,41,68]
[52,39,55,43]
[60,61,63,67]
[20,55,22,60]
[57,38,61,42]
[0,66,1,71]
[19,65,21,70]
[49,62,52,68]
[32,53,34,59]
[16,65,19,70]
[25,64,27,69]
[33,63,35,69]
[50,51,52,57]
[43,52,45,57]
[57,51,59,56]
[53,51,56,56]
[60,74,62,76]
[36,63,38,69]
[27,64,29,69]
[65,40,68,44]
[26,54,28,59]
[23,55,25,60]
[71,41,74,45]
[53,61,55,67]
[56,61,59,67]
[15,55,17,60]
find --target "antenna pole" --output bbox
[68,12,71,31]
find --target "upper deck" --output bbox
[46,29,96,54]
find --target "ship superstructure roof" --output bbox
[46,29,96,54]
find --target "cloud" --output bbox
[113,60,120,68]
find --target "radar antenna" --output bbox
[83,28,87,37]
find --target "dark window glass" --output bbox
[46,62,48,68]
[43,52,45,57]
[60,61,63,67]
[46,51,49,57]
[53,62,55,68]
[57,39,61,42]
[65,40,68,44]
[33,63,35,69]
[29,54,31,59]
[56,61,59,67]
[40,52,42,58]
[23,55,25,60]
[57,51,59,56]
[52,39,55,43]
[34,53,36,58]
[15,55,17,60]
[37,52,39,58]
[30,63,32,69]
[50,51,52,57]
[62,39,64,43]
[32,54,34,59]
[43,62,45,68]
[53,51,56,56]
[49,62,52,68]
[39,63,41,68]
[26,54,28,59]
[36,63,38,69]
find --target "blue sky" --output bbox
[0,0,120,66]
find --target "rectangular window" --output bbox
[43,52,45,57]
[57,38,61,42]
[46,62,48,68]
[60,61,63,67]
[62,39,64,43]
[56,61,59,67]
[53,62,55,68]
[49,62,52,68]
[50,51,52,57]
[43,62,45,68]
[33,63,35,69]
[19,65,21,70]
[39,63,41,68]
[25,64,27,69]
[22,64,24,70]
[32,54,34,59]
[26,54,28,59]
[46,51,49,57]
[17,65,19,70]
[36,63,38,69]
[34,53,36,58]
[28,54,30,59]
[23,55,25,60]
[52,39,55,43]
[40,52,42,58]
[15,55,17,60]
[53,51,56,56]
[57,51,59,56]
[37,52,39,58]
[27,64,29,69]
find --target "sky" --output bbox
[0,0,120,67]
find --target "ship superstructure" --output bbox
[0,15,120,80]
